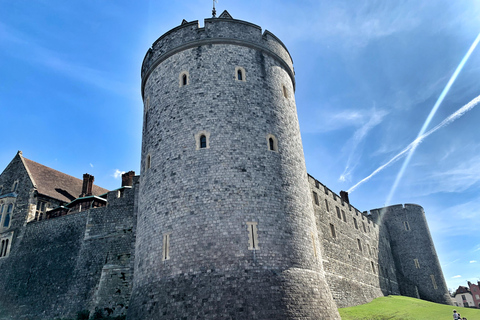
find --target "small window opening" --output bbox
[414,259,420,269]
[266,134,278,152]
[404,221,410,231]
[0,239,9,258]
[282,85,288,98]
[235,67,246,81]
[325,199,329,212]
[247,222,259,250]
[179,71,189,87]
[353,217,358,229]
[146,154,151,170]
[357,238,362,252]
[430,274,438,289]
[336,206,341,220]
[12,181,18,192]
[371,261,376,274]
[162,233,171,261]
[200,135,207,148]
[362,221,367,232]
[341,210,347,222]
[312,191,319,205]
[330,223,336,238]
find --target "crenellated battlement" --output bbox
[141,11,295,98]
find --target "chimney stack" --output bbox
[121,171,135,187]
[81,174,94,197]
[340,190,349,204]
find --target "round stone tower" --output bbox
[128,12,340,319]
[379,204,453,305]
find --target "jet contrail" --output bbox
[348,94,480,193]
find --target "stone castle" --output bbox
[0,12,452,319]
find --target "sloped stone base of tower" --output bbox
[127,267,340,319]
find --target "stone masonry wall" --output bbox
[0,179,137,319]
[370,204,453,305]
[308,175,400,308]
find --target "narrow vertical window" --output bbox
[404,221,410,231]
[282,85,289,98]
[4,204,12,228]
[362,221,366,232]
[357,238,362,252]
[336,206,341,219]
[146,154,151,170]
[12,181,18,192]
[353,217,358,229]
[179,71,189,87]
[195,131,210,150]
[200,135,207,148]
[0,241,4,257]
[329,223,336,238]
[325,199,329,212]
[235,67,246,81]
[312,191,319,205]
[430,275,438,289]
[371,261,376,274]
[247,222,259,250]
[311,233,317,258]
[341,210,347,222]
[266,134,278,152]
[367,244,372,256]
[3,239,8,257]
[162,233,171,261]
[414,259,420,269]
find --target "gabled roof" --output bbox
[21,156,109,203]
[218,10,233,19]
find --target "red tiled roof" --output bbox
[22,157,109,203]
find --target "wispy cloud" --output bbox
[470,260,477,263]
[452,275,462,279]
[339,107,388,182]
[89,163,94,168]
[112,169,125,179]
[348,94,480,193]
[0,21,134,96]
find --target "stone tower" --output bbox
[372,204,452,305]
[128,12,340,319]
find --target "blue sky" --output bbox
[1,0,479,291]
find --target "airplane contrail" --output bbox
[348,94,480,193]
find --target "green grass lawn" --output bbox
[338,295,480,320]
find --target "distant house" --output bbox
[453,284,479,308]
[467,281,480,308]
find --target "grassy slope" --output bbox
[339,295,480,320]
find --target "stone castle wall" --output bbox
[308,175,401,308]
[0,14,453,320]
[0,178,137,320]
